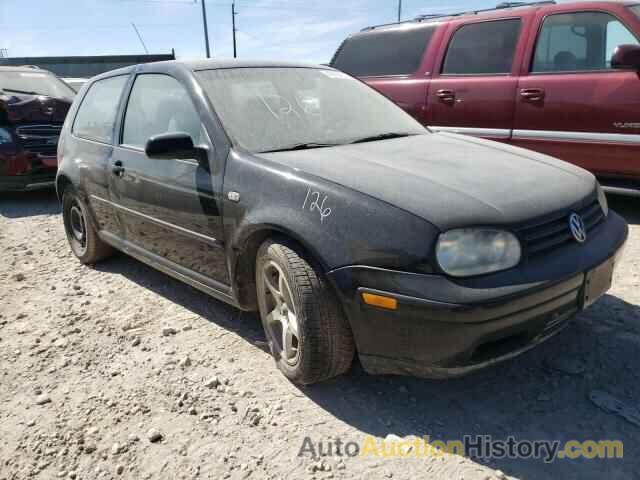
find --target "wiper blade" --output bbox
[349,132,415,144]
[259,143,339,153]
[1,88,41,96]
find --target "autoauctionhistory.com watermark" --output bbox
[298,435,624,463]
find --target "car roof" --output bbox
[181,59,332,71]
[87,59,333,83]
[359,0,639,34]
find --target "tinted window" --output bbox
[195,68,426,153]
[532,12,639,73]
[331,25,435,76]
[73,75,127,144]
[632,5,640,19]
[442,19,521,75]
[122,74,202,149]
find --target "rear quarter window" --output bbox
[72,75,128,144]
[331,25,436,77]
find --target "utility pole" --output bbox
[232,2,237,58]
[201,0,211,58]
[397,0,402,22]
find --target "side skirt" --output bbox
[99,230,241,309]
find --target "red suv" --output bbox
[331,1,640,196]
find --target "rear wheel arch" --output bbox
[61,187,113,264]
[55,174,73,202]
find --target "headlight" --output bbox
[596,182,609,217]
[436,229,522,277]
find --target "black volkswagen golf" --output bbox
[57,60,628,384]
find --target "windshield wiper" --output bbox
[349,132,416,144]
[259,142,339,153]
[1,88,41,96]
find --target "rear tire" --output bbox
[255,238,355,384]
[62,189,112,264]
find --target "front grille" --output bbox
[515,197,605,258]
[16,124,62,157]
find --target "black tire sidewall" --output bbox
[256,241,312,383]
[62,189,96,264]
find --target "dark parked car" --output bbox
[57,60,627,384]
[0,66,74,191]
[331,1,640,196]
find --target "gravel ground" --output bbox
[1,190,639,480]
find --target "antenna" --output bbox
[131,23,149,54]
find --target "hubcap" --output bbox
[69,204,86,248]
[261,260,300,365]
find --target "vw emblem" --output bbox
[569,213,587,243]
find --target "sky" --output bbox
[0,0,498,63]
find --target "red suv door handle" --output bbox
[520,88,545,102]
[436,89,456,104]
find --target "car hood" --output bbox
[258,132,596,230]
[0,92,71,125]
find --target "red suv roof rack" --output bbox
[361,1,556,31]
[415,1,556,20]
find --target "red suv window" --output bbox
[331,25,436,77]
[532,11,639,73]
[442,19,522,75]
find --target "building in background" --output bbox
[0,51,175,78]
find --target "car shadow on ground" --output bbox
[300,292,640,479]
[95,248,640,479]
[92,253,270,354]
[0,189,60,218]
[608,194,640,225]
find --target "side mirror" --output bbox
[611,44,640,71]
[145,132,206,161]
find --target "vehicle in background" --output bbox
[56,60,627,384]
[62,78,88,92]
[0,66,74,191]
[331,1,640,197]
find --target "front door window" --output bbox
[532,12,639,73]
[122,74,203,149]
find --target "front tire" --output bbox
[255,239,355,384]
[62,189,112,264]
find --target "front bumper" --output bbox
[329,211,628,378]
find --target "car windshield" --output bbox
[194,67,427,153]
[0,71,75,100]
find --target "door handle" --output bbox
[436,89,456,104]
[520,88,545,102]
[112,160,125,177]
